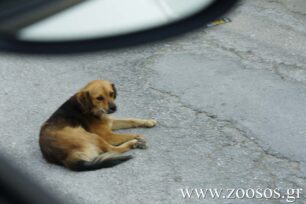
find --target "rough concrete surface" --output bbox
[0,0,306,203]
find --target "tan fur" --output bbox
[39,80,157,170]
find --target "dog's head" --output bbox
[76,80,117,116]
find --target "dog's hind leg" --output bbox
[89,121,148,149]
[61,132,137,171]
[102,133,148,149]
[111,118,157,130]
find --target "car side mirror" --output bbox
[0,0,239,54]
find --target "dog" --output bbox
[39,80,156,171]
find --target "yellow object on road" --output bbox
[206,17,231,28]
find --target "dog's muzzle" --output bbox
[107,103,117,114]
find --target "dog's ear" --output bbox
[111,83,117,99]
[76,91,92,112]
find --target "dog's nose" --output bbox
[108,103,117,114]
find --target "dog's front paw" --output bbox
[132,138,148,149]
[143,119,157,128]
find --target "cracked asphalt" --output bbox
[0,0,306,203]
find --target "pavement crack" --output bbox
[148,86,306,179]
[204,35,306,85]
[267,0,306,16]
[149,87,181,100]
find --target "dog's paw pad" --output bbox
[144,119,157,128]
[133,138,148,149]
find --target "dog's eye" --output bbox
[96,96,104,101]
[109,92,114,97]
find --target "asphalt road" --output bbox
[1,0,306,203]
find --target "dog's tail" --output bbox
[70,152,133,171]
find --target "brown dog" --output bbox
[39,80,156,171]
